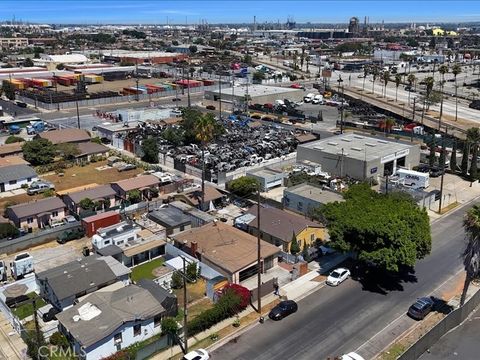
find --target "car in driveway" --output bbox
[57,228,85,244]
[326,268,351,286]
[268,300,298,320]
[182,348,209,360]
[407,296,435,320]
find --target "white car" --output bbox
[341,352,365,360]
[182,349,209,360]
[326,268,351,286]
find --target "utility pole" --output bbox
[218,75,222,120]
[75,94,80,129]
[182,256,188,354]
[135,62,140,102]
[256,187,262,315]
[187,62,191,108]
[438,127,447,213]
[412,97,416,122]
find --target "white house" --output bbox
[0,164,38,193]
[56,284,174,360]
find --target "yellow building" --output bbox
[235,205,326,253]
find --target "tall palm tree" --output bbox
[467,127,480,180]
[452,63,462,122]
[382,71,390,98]
[371,66,379,95]
[461,204,480,306]
[194,113,216,209]
[407,73,416,105]
[423,76,435,116]
[438,65,449,129]
[394,73,402,102]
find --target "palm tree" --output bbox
[194,113,216,209]
[394,73,402,102]
[362,65,369,94]
[407,73,416,105]
[382,71,390,98]
[461,204,480,306]
[423,76,435,119]
[467,127,480,180]
[371,66,379,95]
[452,63,462,122]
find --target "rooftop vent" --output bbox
[351,147,363,151]
[341,138,352,142]
[377,140,388,144]
[365,143,376,147]
[353,135,365,139]
[327,142,338,146]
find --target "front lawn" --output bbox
[12,293,47,320]
[131,258,165,282]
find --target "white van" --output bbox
[304,93,315,103]
[395,168,429,189]
[312,94,324,104]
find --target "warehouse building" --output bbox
[296,134,421,181]
[204,84,304,108]
[100,50,188,64]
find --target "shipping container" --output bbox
[82,211,121,237]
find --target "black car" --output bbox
[404,86,416,92]
[415,164,430,173]
[172,97,181,102]
[268,300,298,320]
[429,167,445,178]
[57,228,85,244]
[407,296,435,320]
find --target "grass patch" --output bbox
[174,279,207,305]
[188,298,214,320]
[131,258,165,282]
[12,293,46,320]
[378,342,406,360]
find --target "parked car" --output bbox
[27,181,54,195]
[341,352,365,360]
[63,215,77,224]
[415,164,430,173]
[268,300,298,320]
[57,228,85,244]
[182,349,209,360]
[429,167,444,178]
[319,245,335,256]
[15,101,27,108]
[206,105,216,110]
[407,296,435,320]
[172,97,181,102]
[404,86,416,92]
[326,268,351,286]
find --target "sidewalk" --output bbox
[0,312,26,360]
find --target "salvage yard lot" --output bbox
[0,160,143,212]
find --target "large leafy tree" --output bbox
[317,184,431,272]
[141,137,159,164]
[461,204,480,306]
[228,176,259,197]
[22,138,55,165]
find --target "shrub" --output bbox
[222,284,251,309]
[171,271,183,289]
[5,135,24,144]
[42,189,55,198]
[0,223,19,239]
[186,262,199,283]
[49,331,69,349]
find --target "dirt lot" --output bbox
[0,160,143,212]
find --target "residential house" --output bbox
[0,142,23,158]
[92,221,166,268]
[172,222,280,283]
[0,156,29,167]
[147,207,191,235]
[74,142,110,163]
[283,183,344,216]
[0,164,38,193]
[173,185,225,211]
[6,197,66,230]
[235,205,326,252]
[62,185,117,215]
[111,175,160,201]
[168,201,215,228]
[56,283,174,360]
[36,254,131,310]
[38,128,91,145]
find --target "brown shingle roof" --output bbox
[0,142,23,156]
[113,175,160,192]
[246,205,323,242]
[39,129,90,145]
[66,184,116,203]
[75,142,109,157]
[0,155,28,167]
[181,186,224,206]
[173,222,280,274]
[7,197,65,219]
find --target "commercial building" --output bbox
[172,222,280,283]
[204,84,304,108]
[0,37,28,49]
[101,50,188,64]
[296,134,421,181]
[247,167,285,192]
[283,183,344,215]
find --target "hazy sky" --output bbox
[1,1,479,24]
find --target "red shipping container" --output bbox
[82,211,121,237]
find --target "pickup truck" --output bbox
[57,228,85,244]
[27,181,55,195]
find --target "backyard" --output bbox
[12,292,47,320]
[131,258,166,283]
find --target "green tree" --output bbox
[22,138,55,166]
[228,176,259,197]
[161,127,184,146]
[186,261,199,283]
[467,127,480,180]
[0,223,19,239]
[301,240,310,262]
[318,184,431,272]
[382,70,390,98]
[171,271,183,289]
[407,73,416,104]
[252,71,265,82]
[127,189,142,204]
[141,137,159,164]
[461,140,470,177]
[1,80,16,100]
[56,143,80,161]
[5,135,24,144]
[450,138,458,172]
[394,73,402,101]
[161,317,179,345]
[461,204,480,306]
[23,57,34,67]
[172,40,179,46]
[79,198,95,210]
[290,232,301,255]
[371,65,379,95]
[429,138,437,168]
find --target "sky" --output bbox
[1,1,479,24]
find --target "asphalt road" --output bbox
[0,98,38,117]
[211,200,470,360]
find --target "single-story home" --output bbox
[38,128,91,145]
[283,183,344,216]
[56,283,174,360]
[148,207,191,235]
[62,184,117,214]
[172,222,280,283]
[174,185,225,211]
[6,197,66,230]
[0,164,38,193]
[168,201,215,228]
[235,205,326,252]
[0,142,23,158]
[111,175,160,200]
[74,142,110,163]
[36,254,131,310]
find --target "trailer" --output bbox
[10,253,34,280]
[0,260,6,282]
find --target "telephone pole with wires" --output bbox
[256,187,262,317]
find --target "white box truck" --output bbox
[312,94,324,104]
[10,253,34,280]
[0,260,6,282]
[395,169,429,189]
[304,93,315,103]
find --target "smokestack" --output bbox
[191,241,198,257]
